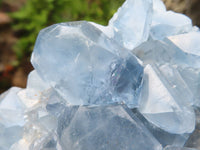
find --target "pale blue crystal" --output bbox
[151,10,192,40]
[184,108,200,149]
[0,87,25,150]
[176,67,200,107]
[0,87,25,127]
[138,65,195,134]
[31,21,143,108]
[108,0,153,49]
[25,105,162,150]
[27,70,50,92]
[133,109,190,147]
[57,105,162,150]
[153,0,166,13]
[133,39,200,68]
[166,30,200,56]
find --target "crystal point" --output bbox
[109,0,153,49]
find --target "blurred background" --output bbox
[0,0,200,94]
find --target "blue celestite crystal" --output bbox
[31,21,144,108]
[56,104,162,150]
[1,0,200,149]
[138,64,195,134]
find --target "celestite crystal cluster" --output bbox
[1,0,200,149]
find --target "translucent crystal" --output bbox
[31,21,143,108]
[26,70,49,92]
[176,67,200,107]
[0,87,25,150]
[108,0,153,49]
[138,65,195,134]
[133,40,200,68]
[23,104,162,150]
[153,0,166,13]
[59,105,162,150]
[165,31,200,56]
[151,10,192,40]
[185,108,200,149]
[132,109,190,147]
[0,87,25,127]
[17,70,50,108]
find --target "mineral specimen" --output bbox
[1,0,200,149]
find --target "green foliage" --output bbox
[11,0,124,61]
